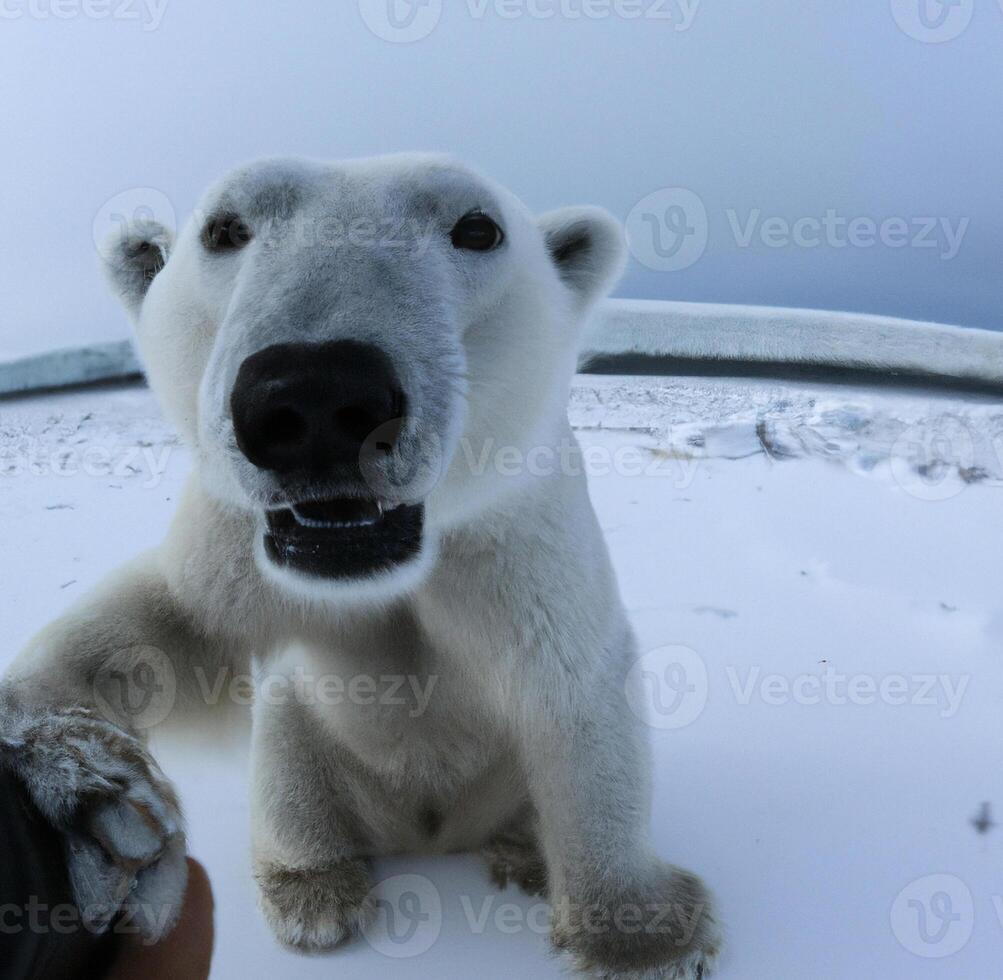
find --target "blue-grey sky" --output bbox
[1,0,1001,356]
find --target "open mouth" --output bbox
[263,498,424,580]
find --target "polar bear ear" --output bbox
[100,219,174,320]
[539,206,626,311]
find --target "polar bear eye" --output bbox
[451,212,504,252]
[201,213,253,253]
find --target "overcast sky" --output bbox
[1,0,1001,357]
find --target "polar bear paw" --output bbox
[0,690,187,941]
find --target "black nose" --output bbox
[230,341,404,474]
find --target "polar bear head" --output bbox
[103,155,624,601]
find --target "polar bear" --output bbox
[0,155,719,978]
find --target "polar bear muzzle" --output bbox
[230,338,422,580]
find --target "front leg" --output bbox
[514,628,720,979]
[1,550,240,940]
[251,692,376,951]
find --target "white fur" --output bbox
[3,156,719,976]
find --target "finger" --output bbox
[109,856,213,979]
[121,833,189,942]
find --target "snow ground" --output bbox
[1,376,1001,979]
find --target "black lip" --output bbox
[263,499,424,580]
